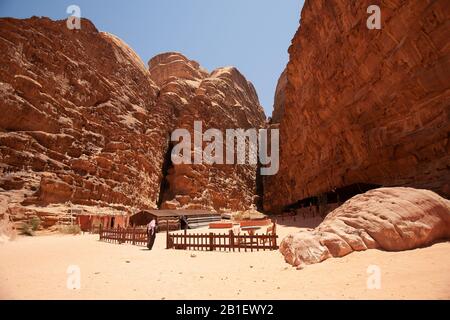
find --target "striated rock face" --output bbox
[149,53,266,211]
[264,0,450,213]
[148,52,208,87]
[271,68,287,124]
[280,187,450,268]
[0,17,168,212]
[0,17,266,224]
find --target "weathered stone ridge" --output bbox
[264,0,450,213]
[148,52,208,87]
[149,53,266,212]
[0,17,167,211]
[271,68,287,124]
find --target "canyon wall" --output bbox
[0,17,167,213]
[264,0,450,213]
[148,53,266,211]
[271,68,287,124]
[0,18,265,226]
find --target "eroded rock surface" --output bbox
[0,17,167,212]
[264,0,450,213]
[280,188,450,268]
[271,68,287,124]
[149,53,266,211]
[0,18,266,226]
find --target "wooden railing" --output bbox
[99,227,148,246]
[99,223,279,252]
[166,227,278,252]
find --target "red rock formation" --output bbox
[149,53,266,211]
[0,17,169,211]
[0,18,266,224]
[280,187,450,268]
[149,52,208,87]
[271,68,287,124]
[264,0,450,213]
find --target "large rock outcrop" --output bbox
[280,187,450,268]
[0,18,266,226]
[148,52,209,87]
[270,68,287,124]
[149,53,266,211]
[0,17,167,212]
[264,0,450,213]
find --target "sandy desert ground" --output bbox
[0,219,449,300]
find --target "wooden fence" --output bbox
[99,224,279,252]
[99,227,148,246]
[166,228,278,252]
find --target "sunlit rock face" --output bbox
[0,17,168,212]
[271,68,287,124]
[0,18,267,224]
[264,0,450,213]
[149,53,267,212]
[148,52,208,87]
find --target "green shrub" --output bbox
[30,217,41,231]
[21,223,34,236]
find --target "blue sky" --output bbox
[0,0,304,116]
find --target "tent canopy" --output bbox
[130,209,219,226]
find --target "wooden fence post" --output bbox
[273,221,277,249]
[166,219,170,249]
[97,225,280,250]
[229,230,234,252]
[209,233,214,251]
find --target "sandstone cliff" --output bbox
[270,68,287,124]
[0,18,265,227]
[280,187,450,268]
[0,17,167,214]
[264,0,450,213]
[149,53,266,211]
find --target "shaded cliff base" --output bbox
[0,169,135,231]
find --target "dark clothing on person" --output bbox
[147,231,156,250]
[146,220,156,250]
[181,215,189,230]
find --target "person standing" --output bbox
[146,219,156,250]
[180,215,188,230]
